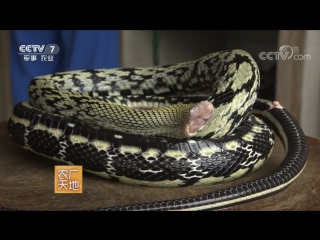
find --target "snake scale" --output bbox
[2,49,308,211]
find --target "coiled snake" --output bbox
[3,49,308,211]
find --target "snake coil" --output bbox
[3,49,308,211]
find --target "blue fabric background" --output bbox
[10,30,119,105]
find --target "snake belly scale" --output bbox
[3,49,308,211]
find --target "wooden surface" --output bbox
[0,121,319,211]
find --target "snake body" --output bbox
[3,49,308,211]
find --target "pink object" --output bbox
[187,101,214,136]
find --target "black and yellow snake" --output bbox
[3,49,308,211]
